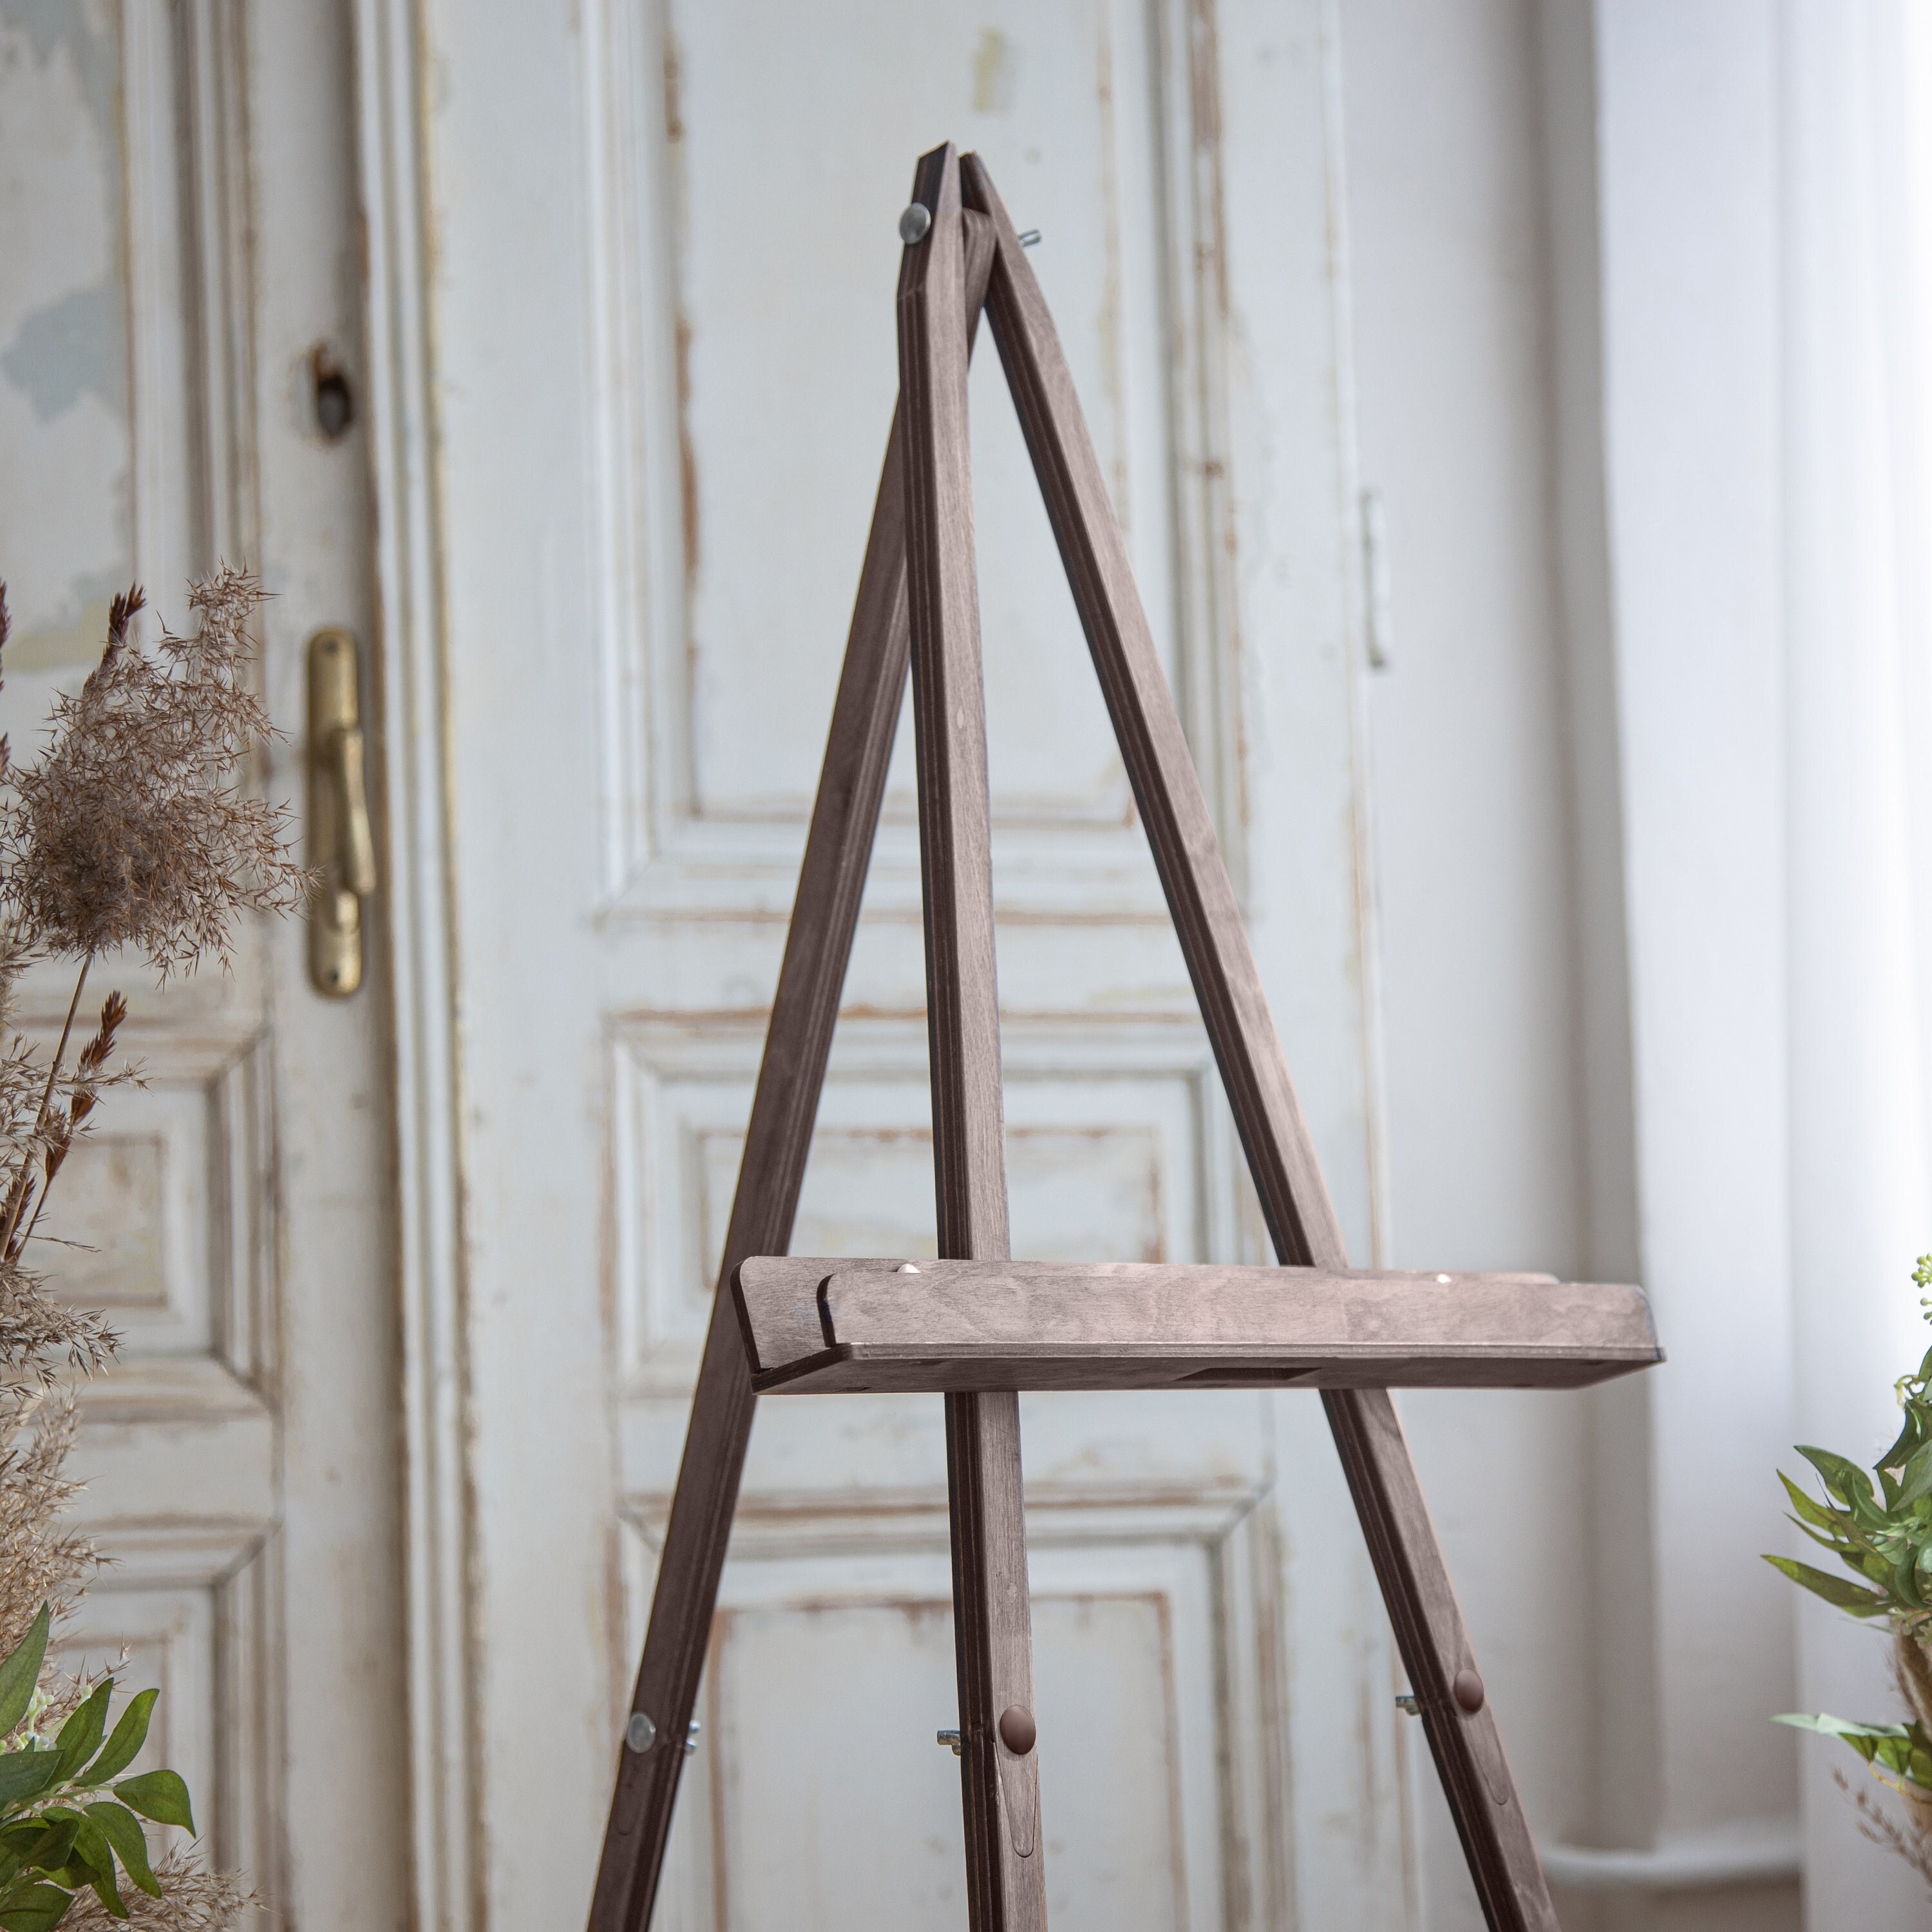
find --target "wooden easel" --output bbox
[589,144,1660,1932]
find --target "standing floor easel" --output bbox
[589,144,1660,1932]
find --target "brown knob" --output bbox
[1452,1669,1485,1714]
[998,1705,1036,1755]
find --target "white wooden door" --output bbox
[0,4,406,1926]
[372,0,1417,1925]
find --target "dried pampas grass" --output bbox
[0,1387,92,1662]
[58,1853,251,1931]
[0,573,290,1929]
[1,572,307,975]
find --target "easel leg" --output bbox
[901,146,1047,1932]
[1327,1389,1557,1929]
[586,208,999,1932]
[960,153,1558,1932]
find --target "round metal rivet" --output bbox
[998,1705,1036,1756]
[897,1262,921,1273]
[1452,1669,1485,1714]
[625,1710,658,1753]
[898,202,933,245]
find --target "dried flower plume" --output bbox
[0,1387,93,1665]
[1,571,307,976]
[59,1853,250,1932]
[0,576,283,1931]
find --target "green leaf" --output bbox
[0,1754,66,1808]
[1798,1446,1880,1513]
[1897,1441,1932,1510]
[1880,1408,1925,1472]
[1773,1710,1932,1786]
[81,1807,155,1899]
[1775,1710,1908,1736]
[1893,1553,1927,1611]
[80,1694,153,1790]
[1763,1554,1892,1613]
[52,1685,109,1785]
[61,1819,122,1920]
[1788,1519,1853,1556]
[0,1879,75,1932]
[110,1771,191,1835]
[1780,1472,1849,1536]
[0,1613,50,1743]
[21,1819,74,1876]
[1774,1711,1908,1755]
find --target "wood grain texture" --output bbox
[587,199,999,1932]
[732,1257,1661,1392]
[900,144,1045,1932]
[960,151,1561,1932]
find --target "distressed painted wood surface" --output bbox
[900,144,1046,1932]
[963,154,1567,1932]
[424,4,1428,1924]
[0,5,407,1924]
[733,1257,1660,1392]
[587,205,999,1932]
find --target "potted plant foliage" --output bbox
[1768,1255,1932,1883]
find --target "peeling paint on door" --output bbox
[0,0,134,669]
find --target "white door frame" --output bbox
[352,5,478,1927]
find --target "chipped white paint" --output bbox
[0,1,408,1924]
[0,0,134,668]
[397,0,1403,1923]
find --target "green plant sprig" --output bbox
[1765,1258,1932,1632]
[0,1606,194,1929]
[1765,1256,1932,1801]
[1775,1711,1932,1800]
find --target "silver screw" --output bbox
[899,202,933,245]
[625,1710,658,1753]
[1395,1694,1420,1717]
[1017,229,1041,247]
[937,1728,962,1756]
[683,1720,702,1757]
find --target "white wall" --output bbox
[1341,0,1600,1920]
[1339,3,1798,1927]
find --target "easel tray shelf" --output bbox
[734,1256,1662,1394]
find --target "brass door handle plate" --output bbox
[308,629,376,996]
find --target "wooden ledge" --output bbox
[732,1257,1662,1395]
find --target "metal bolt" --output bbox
[684,1719,702,1757]
[899,203,933,245]
[625,1711,658,1753]
[937,1727,962,1756]
[1017,229,1041,248]
[1395,1693,1420,1717]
